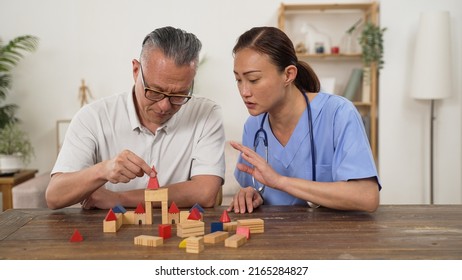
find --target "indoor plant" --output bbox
[0,123,34,172]
[0,35,38,172]
[359,22,386,69]
[358,22,386,103]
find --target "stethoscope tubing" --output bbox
[252,91,317,195]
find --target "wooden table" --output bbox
[0,205,461,260]
[0,169,38,211]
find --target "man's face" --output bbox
[132,49,196,130]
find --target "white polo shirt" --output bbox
[52,91,226,192]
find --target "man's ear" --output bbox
[132,59,140,82]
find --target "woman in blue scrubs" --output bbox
[229,27,380,214]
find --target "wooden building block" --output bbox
[186,236,204,254]
[223,221,237,232]
[177,221,205,238]
[236,226,251,239]
[187,207,202,221]
[204,231,229,244]
[211,222,223,233]
[70,229,83,242]
[225,234,247,248]
[178,238,187,248]
[219,210,231,223]
[237,218,264,233]
[158,224,172,239]
[134,235,163,247]
[123,211,135,224]
[103,213,123,233]
[179,211,190,223]
[161,201,168,224]
[145,202,153,225]
[145,188,168,202]
[168,212,180,225]
[112,204,127,214]
[168,201,180,224]
[134,213,146,225]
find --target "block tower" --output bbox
[144,165,168,224]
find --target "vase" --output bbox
[0,154,23,174]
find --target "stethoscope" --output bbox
[253,91,316,198]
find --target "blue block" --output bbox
[211,222,223,233]
[190,203,205,213]
[112,204,127,214]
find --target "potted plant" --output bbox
[0,123,34,173]
[0,35,38,173]
[359,22,386,69]
[358,22,386,103]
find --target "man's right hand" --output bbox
[103,149,156,184]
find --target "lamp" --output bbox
[410,11,452,204]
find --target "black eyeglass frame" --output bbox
[139,62,194,105]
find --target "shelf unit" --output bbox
[278,2,379,161]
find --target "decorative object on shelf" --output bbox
[0,123,34,173]
[0,35,38,173]
[410,11,452,205]
[358,22,386,69]
[343,68,362,101]
[358,22,386,103]
[330,46,339,54]
[295,42,307,54]
[315,42,325,54]
[300,23,331,54]
[340,18,362,54]
[78,79,93,107]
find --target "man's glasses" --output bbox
[139,62,193,105]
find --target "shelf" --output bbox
[279,2,379,161]
[353,102,372,107]
[297,53,362,59]
[281,3,375,12]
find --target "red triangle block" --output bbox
[187,208,202,220]
[147,166,160,189]
[135,202,145,214]
[219,210,231,223]
[105,209,117,221]
[169,201,179,214]
[70,229,83,242]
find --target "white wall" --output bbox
[1,0,461,204]
[379,0,462,204]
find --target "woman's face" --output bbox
[233,48,287,116]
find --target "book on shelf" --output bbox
[343,68,362,101]
[362,67,371,103]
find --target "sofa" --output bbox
[11,141,242,208]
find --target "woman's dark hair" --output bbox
[233,26,320,93]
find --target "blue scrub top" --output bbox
[234,92,380,205]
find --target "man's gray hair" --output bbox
[141,26,202,68]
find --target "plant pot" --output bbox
[0,154,23,174]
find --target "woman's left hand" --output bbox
[230,141,282,189]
